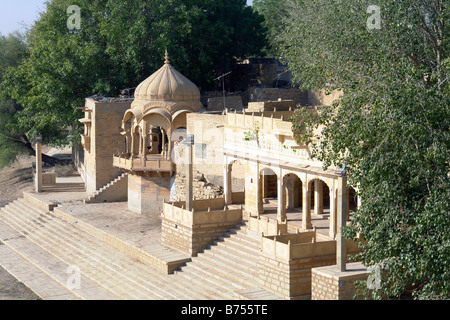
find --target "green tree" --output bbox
[253,0,287,55]
[1,0,266,148]
[0,32,30,168]
[277,0,449,299]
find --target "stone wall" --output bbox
[186,113,225,177]
[249,88,308,106]
[85,173,128,203]
[127,173,171,215]
[258,253,336,300]
[256,233,362,299]
[311,262,371,300]
[171,169,223,201]
[201,90,249,108]
[161,202,242,256]
[185,112,246,181]
[207,96,243,111]
[246,100,296,112]
[247,216,288,236]
[83,98,131,194]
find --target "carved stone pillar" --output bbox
[302,181,312,230]
[224,163,232,205]
[314,179,324,215]
[277,175,286,223]
[329,181,337,239]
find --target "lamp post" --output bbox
[35,136,43,193]
[183,134,194,211]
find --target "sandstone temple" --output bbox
[0,53,373,300]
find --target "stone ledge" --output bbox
[311,262,371,300]
[311,262,370,281]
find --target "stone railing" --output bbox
[260,232,360,260]
[169,197,225,212]
[226,112,293,134]
[161,200,243,256]
[162,201,242,227]
[247,216,288,236]
[113,155,175,172]
[224,135,310,160]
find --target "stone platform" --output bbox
[311,262,371,300]
[1,186,283,299]
[23,190,191,275]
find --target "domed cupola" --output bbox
[116,51,203,174]
[133,52,201,104]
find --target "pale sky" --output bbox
[0,0,254,36]
[0,0,47,35]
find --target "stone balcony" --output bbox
[113,154,175,173]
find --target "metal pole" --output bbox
[222,78,226,111]
[213,71,232,113]
[184,135,194,211]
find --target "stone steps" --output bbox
[175,264,241,299]
[11,199,191,299]
[201,244,259,278]
[0,218,118,300]
[0,196,284,300]
[84,173,127,204]
[172,266,236,299]
[175,223,281,300]
[0,199,203,300]
[42,183,85,192]
[198,231,261,281]
[0,222,79,300]
[1,202,147,299]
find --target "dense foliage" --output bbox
[264,0,449,299]
[0,0,266,147]
[0,32,30,167]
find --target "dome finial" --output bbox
[164,49,170,64]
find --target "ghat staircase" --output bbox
[83,173,128,204]
[0,195,282,300]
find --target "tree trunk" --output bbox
[21,134,67,166]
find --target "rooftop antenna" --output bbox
[214,71,232,111]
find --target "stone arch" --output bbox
[139,111,172,158]
[282,173,302,209]
[260,167,278,201]
[142,108,172,133]
[223,159,246,205]
[307,177,331,215]
[171,109,191,134]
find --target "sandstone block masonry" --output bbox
[80,98,132,194]
[161,199,242,256]
[311,262,372,300]
[171,169,223,201]
[128,173,171,215]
